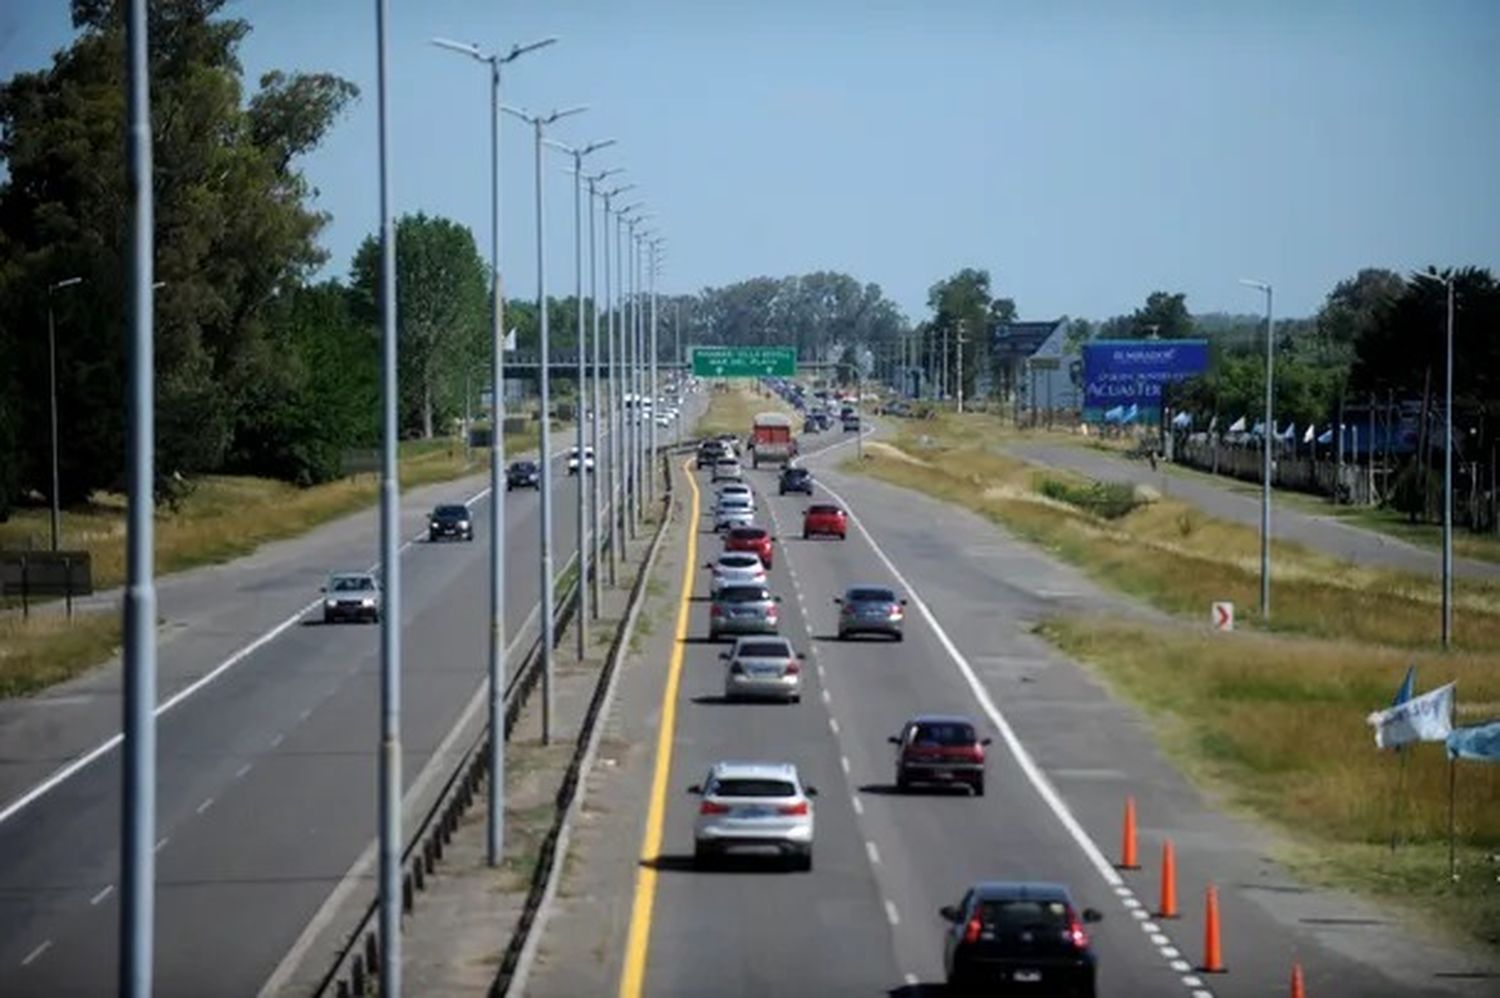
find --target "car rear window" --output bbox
[720,554,759,567]
[808,504,842,515]
[435,505,466,516]
[977,899,1070,929]
[848,587,896,602]
[716,458,739,466]
[911,722,976,746]
[736,641,791,657]
[711,779,796,798]
[718,586,770,603]
[728,528,767,541]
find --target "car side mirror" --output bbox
[833,597,843,605]
[319,586,327,593]
[939,905,961,923]
[703,563,713,569]
[899,598,909,606]
[797,653,807,660]
[981,737,993,746]
[804,786,818,797]
[1082,908,1103,923]
[887,735,900,745]
[718,652,728,660]
[686,784,702,795]
[774,595,783,602]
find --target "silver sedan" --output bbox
[722,636,804,702]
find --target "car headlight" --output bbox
[325,599,338,608]
[361,598,376,608]
[459,520,470,529]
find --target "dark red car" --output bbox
[724,526,775,569]
[890,714,992,795]
[802,503,847,540]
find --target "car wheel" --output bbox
[837,629,849,641]
[896,771,910,793]
[972,775,986,797]
[791,846,813,872]
[370,612,381,624]
[789,694,801,704]
[893,631,904,643]
[323,611,334,625]
[693,842,716,869]
[801,531,809,540]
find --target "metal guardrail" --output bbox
[315,543,588,998]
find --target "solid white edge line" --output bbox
[20,939,52,966]
[814,474,1125,889]
[0,476,495,830]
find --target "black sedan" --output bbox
[428,503,473,541]
[941,882,1102,996]
[778,467,814,496]
[506,460,540,491]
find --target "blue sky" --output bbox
[3,0,1498,323]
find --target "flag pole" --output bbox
[1388,746,1408,854]
[1447,754,1457,882]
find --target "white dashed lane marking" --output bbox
[196,797,214,815]
[154,836,169,852]
[884,899,900,926]
[865,840,880,865]
[851,796,864,815]
[89,885,113,906]
[20,940,51,967]
[234,763,252,780]
[840,755,851,774]
[269,732,284,749]
[827,716,839,735]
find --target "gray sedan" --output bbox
[835,585,906,641]
[709,583,781,641]
[722,636,804,702]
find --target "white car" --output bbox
[321,572,381,624]
[714,496,755,532]
[722,636,803,703]
[716,482,753,506]
[706,552,766,596]
[689,761,816,870]
[567,446,596,475]
[712,457,743,482]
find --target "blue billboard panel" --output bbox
[1082,339,1209,422]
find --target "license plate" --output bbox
[750,667,779,677]
[1013,970,1041,983]
[737,806,771,818]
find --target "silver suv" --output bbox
[709,583,780,641]
[689,761,817,870]
[705,553,766,597]
[712,456,743,482]
[722,636,804,703]
[322,572,381,624]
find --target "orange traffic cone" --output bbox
[1290,961,1306,998]
[1200,883,1226,973]
[1118,796,1140,870]
[1156,839,1179,918]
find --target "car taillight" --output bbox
[777,801,808,816]
[963,914,983,944]
[784,661,800,674]
[767,607,779,622]
[710,604,723,617]
[1066,916,1089,949]
[889,606,903,620]
[699,800,731,815]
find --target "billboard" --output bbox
[1082,339,1209,423]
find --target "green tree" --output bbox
[0,0,357,507]
[350,213,488,438]
[1130,291,1193,339]
[927,268,1013,401]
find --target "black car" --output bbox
[506,460,540,491]
[697,440,726,468]
[941,882,1102,996]
[778,467,814,496]
[428,503,473,541]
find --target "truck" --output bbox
[749,412,796,468]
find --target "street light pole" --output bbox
[584,169,621,611]
[47,276,83,552]
[647,237,664,507]
[600,185,632,587]
[505,103,588,745]
[546,139,616,661]
[1241,278,1274,620]
[432,30,554,868]
[1442,275,1454,650]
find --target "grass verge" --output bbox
[1,429,549,595]
[852,412,1500,650]
[1042,615,1500,952]
[693,383,794,440]
[0,611,122,697]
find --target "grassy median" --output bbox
[1043,616,1500,951]
[0,611,122,698]
[851,413,1500,650]
[693,382,795,439]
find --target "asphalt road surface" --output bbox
[628,424,1479,998]
[0,408,684,996]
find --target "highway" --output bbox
[627,422,1465,997]
[0,411,673,995]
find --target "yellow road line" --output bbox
[618,457,700,998]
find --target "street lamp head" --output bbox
[1238,278,1271,293]
[501,104,535,124]
[618,200,646,215]
[591,167,625,182]
[50,276,84,292]
[504,37,557,62]
[580,138,617,156]
[431,36,485,60]
[543,105,589,124]
[605,184,636,200]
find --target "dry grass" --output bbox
[0,429,546,595]
[853,413,1500,651]
[1043,616,1500,951]
[0,611,122,698]
[693,383,794,440]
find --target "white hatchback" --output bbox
[689,761,816,870]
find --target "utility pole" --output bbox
[1241,278,1274,620]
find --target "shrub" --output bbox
[1037,477,1142,520]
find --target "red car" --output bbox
[724,526,775,569]
[890,714,992,795]
[802,503,847,540]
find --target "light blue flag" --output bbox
[1446,721,1500,762]
[1123,403,1139,423]
[1393,664,1415,706]
[1317,428,1334,445]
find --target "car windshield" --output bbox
[718,586,770,603]
[711,778,796,798]
[331,576,373,592]
[977,899,1071,930]
[729,528,767,541]
[784,469,808,478]
[912,722,976,746]
[511,462,536,472]
[719,555,759,568]
[735,641,791,658]
[849,588,896,603]
[434,505,466,517]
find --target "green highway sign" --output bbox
[691,345,797,378]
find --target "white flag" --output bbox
[1228,416,1247,433]
[504,327,518,351]
[1366,682,1455,749]
[1302,424,1316,444]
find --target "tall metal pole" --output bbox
[633,227,646,532]
[484,52,506,869]
[587,177,604,614]
[374,0,402,990]
[1442,277,1454,648]
[1260,285,1274,619]
[602,193,620,586]
[46,279,82,551]
[624,216,638,539]
[532,117,556,744]
[956,326,965,413]
[648,240,660,506]
[121,1,156,993]
[569,153,589,657]
[613,208,629,564]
